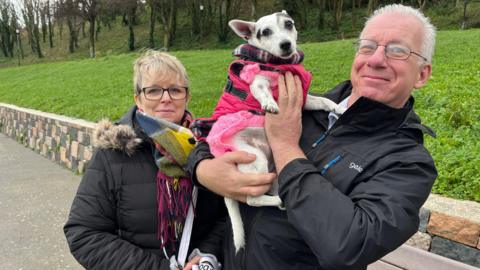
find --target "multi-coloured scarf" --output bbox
[135,110,195,251]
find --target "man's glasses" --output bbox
[141,86,188,101]
[354,39,428,62]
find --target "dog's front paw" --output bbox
[262,100,279,114]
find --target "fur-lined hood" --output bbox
[93,119,142,156]
[93,119,143,156]
[93,106,148,155]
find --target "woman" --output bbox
[64,51,225,270]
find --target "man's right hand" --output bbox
[196,151,276,202]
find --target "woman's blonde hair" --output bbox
[133,50,189,95]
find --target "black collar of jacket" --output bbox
[315,80,435,138]
[117,106,154,144]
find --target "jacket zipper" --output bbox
[321,154,343,175]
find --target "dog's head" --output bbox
[229,11,297,59]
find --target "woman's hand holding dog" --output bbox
[196,151,276,202]
[265,72,306,173]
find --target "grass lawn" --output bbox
[0,29,479,201]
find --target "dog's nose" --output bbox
[280,41,291,51]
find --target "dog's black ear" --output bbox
[229,20,255,41]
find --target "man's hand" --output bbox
[265,72,306,172]
[196,151,276,202]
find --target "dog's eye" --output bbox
[285,21,294,30]
[262,28,271,36]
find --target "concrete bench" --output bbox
[367,244,479,270]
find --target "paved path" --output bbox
[0,133,83,270]
[1,132,479,270]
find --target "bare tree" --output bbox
[47,0,54,48]
[461,0,469,30]
[146,0,158,47]
[158,0,176,49]
[351,0,356,29]
[366,0,378,15]
[58,0,81,53]
[315,0,326,30]
[330,0,344,39]
[126,0,138,51]
[21,0,43,58]
[279,0,306,29]
[250,0,256,19]
[54,0,65,39]
[40,1,47,42]
[217,0,241,42]
[417,0,427,10]
[185,0,200,36]
[0,0,16,58]
[200,0,214,37]
[78,0,99,57]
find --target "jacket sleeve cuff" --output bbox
[277,158,320,199]
[186,142,214,189]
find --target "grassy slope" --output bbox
[1,2,479,68]
[0,29,479,201]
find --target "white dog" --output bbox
[192,11,345,253]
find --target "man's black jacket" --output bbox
[187,81,437,270]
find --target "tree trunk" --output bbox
[47,0,53,48]
[331,0,344,39]
[41,5,47,43]
[250,0,257,19]
[417,0,427,10]
[461,0,469,30]
[367,0,378,16]
[188,0,201,36]
[33,22,43,58]
[95,18,100,41]
[351,0,356,29]
[128,6,136,51]
[89,18,95,57]
[300,0,308,29]
[217,0,229,42]
[67,16,76,53]
[217,0,240,42]
[317,0,326,30]
[149,0,157,48]
[0,35,8,57]
[200,0,213,36]
[58,19,64,39]
[81,21,86,38]
[18,31,24,59]
[160,0,177,49]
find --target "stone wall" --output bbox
[1,102,479,267]
[0,103,95,174]
[407,208,480,267]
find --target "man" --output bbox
[187,4,437,270]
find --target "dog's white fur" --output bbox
[223,11,345,252]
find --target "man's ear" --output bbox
[229,19,255,41]
[414,63,432,89]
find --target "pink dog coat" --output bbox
[211,60,312,119]
[204,59,312,157]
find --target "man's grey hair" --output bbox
[360,4,436,63]
[133,50,189,95]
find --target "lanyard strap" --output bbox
[177,186,198,267]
